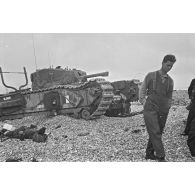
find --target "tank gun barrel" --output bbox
[80,71,109,80]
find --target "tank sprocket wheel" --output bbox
[80,109,91,120]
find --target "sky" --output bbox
[0,33,195,93]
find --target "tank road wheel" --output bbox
[81,109,91,120]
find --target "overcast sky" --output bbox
[0,33,194,93]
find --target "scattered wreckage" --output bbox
[0,123,49,143]
[105,80,140,117]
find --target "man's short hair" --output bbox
[162,54,176,63]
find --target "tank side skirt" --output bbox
[0,80,114,120]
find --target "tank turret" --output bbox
[31,67,109,90]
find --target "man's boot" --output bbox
[145,151,156,160]
[155,156,167,162]
[180,132,188,136]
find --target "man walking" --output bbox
[139,54,176,161]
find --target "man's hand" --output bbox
[139,97,147,107]
[143,98,147,107]
[168,99,173,108]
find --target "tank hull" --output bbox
[0,79,114,121]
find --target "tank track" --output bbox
[17,79,114,120]
[88,79,114,119]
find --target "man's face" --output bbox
[162,61,174,73]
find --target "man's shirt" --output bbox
[188,79,195,99]
[139,70,174,104]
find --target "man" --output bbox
[139,54,176,162]
[182,79,195,135]
[1,125,48,143]
[187,118,195,157]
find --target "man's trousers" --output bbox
[144,110,168,158]
[184,110,195,135]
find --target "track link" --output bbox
[0,79,114,120]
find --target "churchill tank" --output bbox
[0,66,114,121]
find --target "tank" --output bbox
[105,80,140,117]
[30,66,88,90]
[0,66,114,121]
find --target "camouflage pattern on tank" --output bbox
[0,67,114,120]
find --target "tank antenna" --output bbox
[32,34,38,70]
[48,51,52,68]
